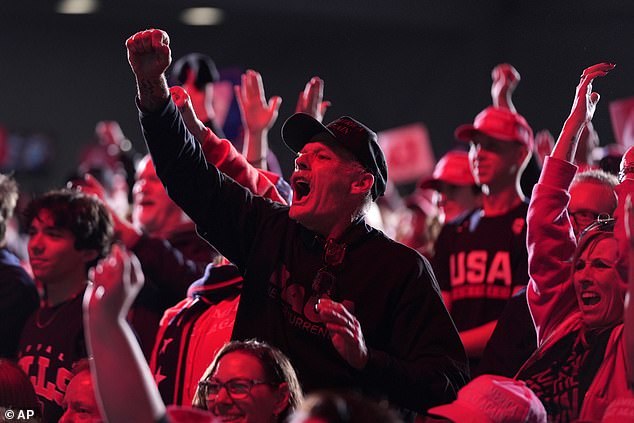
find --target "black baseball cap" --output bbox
[282,113,388,200]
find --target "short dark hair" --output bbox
[193,340,302,422]
[0,173,19,242]
[24,189,113,268]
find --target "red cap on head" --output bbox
[455,106,534,151]
[427,375,547,423]
[419,150,475,190]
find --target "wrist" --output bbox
[136,75,170,112]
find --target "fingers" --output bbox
[296,76,328,120]
[319,101,331,119]
[268,96,282,116]
[150,29,170,50]
[581,62,615,78]
[317,299,358,343]
[577,62,615,92]
[305,77,324,112]
[492,63,520,83]
[170,86,189,108]
[244,69,265,103]
[317,298,355,327]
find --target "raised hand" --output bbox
[534,129,555,167]
[126,29,172,80]
[552,62,614,162]
[126,29,172,111]
[295,77,330,123]
[316,298,368,369]
[491,63,521,112]
[235,69,282,133]
[170,86,207,140]
[568,63,615,129]
[85,244,144,320]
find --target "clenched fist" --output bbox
[126,29,172,80]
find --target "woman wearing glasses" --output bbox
[192,340,302,422]
[515,62,634,422]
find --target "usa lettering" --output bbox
[449,250,512,286]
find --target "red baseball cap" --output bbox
[419,150,475,190]
[427,375,547,423]
[455,106,534,151]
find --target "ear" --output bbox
[80,249,100,265]
[273,382,290,416]
[350,172,374,196]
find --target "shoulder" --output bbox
[366,230,434,278]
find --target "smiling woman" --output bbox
[192,340,303,423]
[516,63,634,422]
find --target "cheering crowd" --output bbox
[1,28,633,423]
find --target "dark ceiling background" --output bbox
[2,1,634,194]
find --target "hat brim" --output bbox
[454,124,523,144]
[282,113,335,153]
[427,402,489,423]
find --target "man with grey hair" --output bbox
[125,28,468,415]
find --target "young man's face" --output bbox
[289,140,365,233]
[27,210,91,285]
[132,157,188,236]
[468,134,526,188]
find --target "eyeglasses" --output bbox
[577,216,616,240]
[199,378,273,400]
[570,210,611,232]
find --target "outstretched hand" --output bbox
[567,62,615,129]
[316,298,368,369]
[235,69,282,133]
[295,77,330,123]
[126,29,172,80]
[85,244,144,320]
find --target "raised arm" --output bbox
[527,63,614,342]
[551,63,614,163]
[84,245,165,423]
[126,29,171,112]
[234,70,282,170]
[170,85,287,205]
